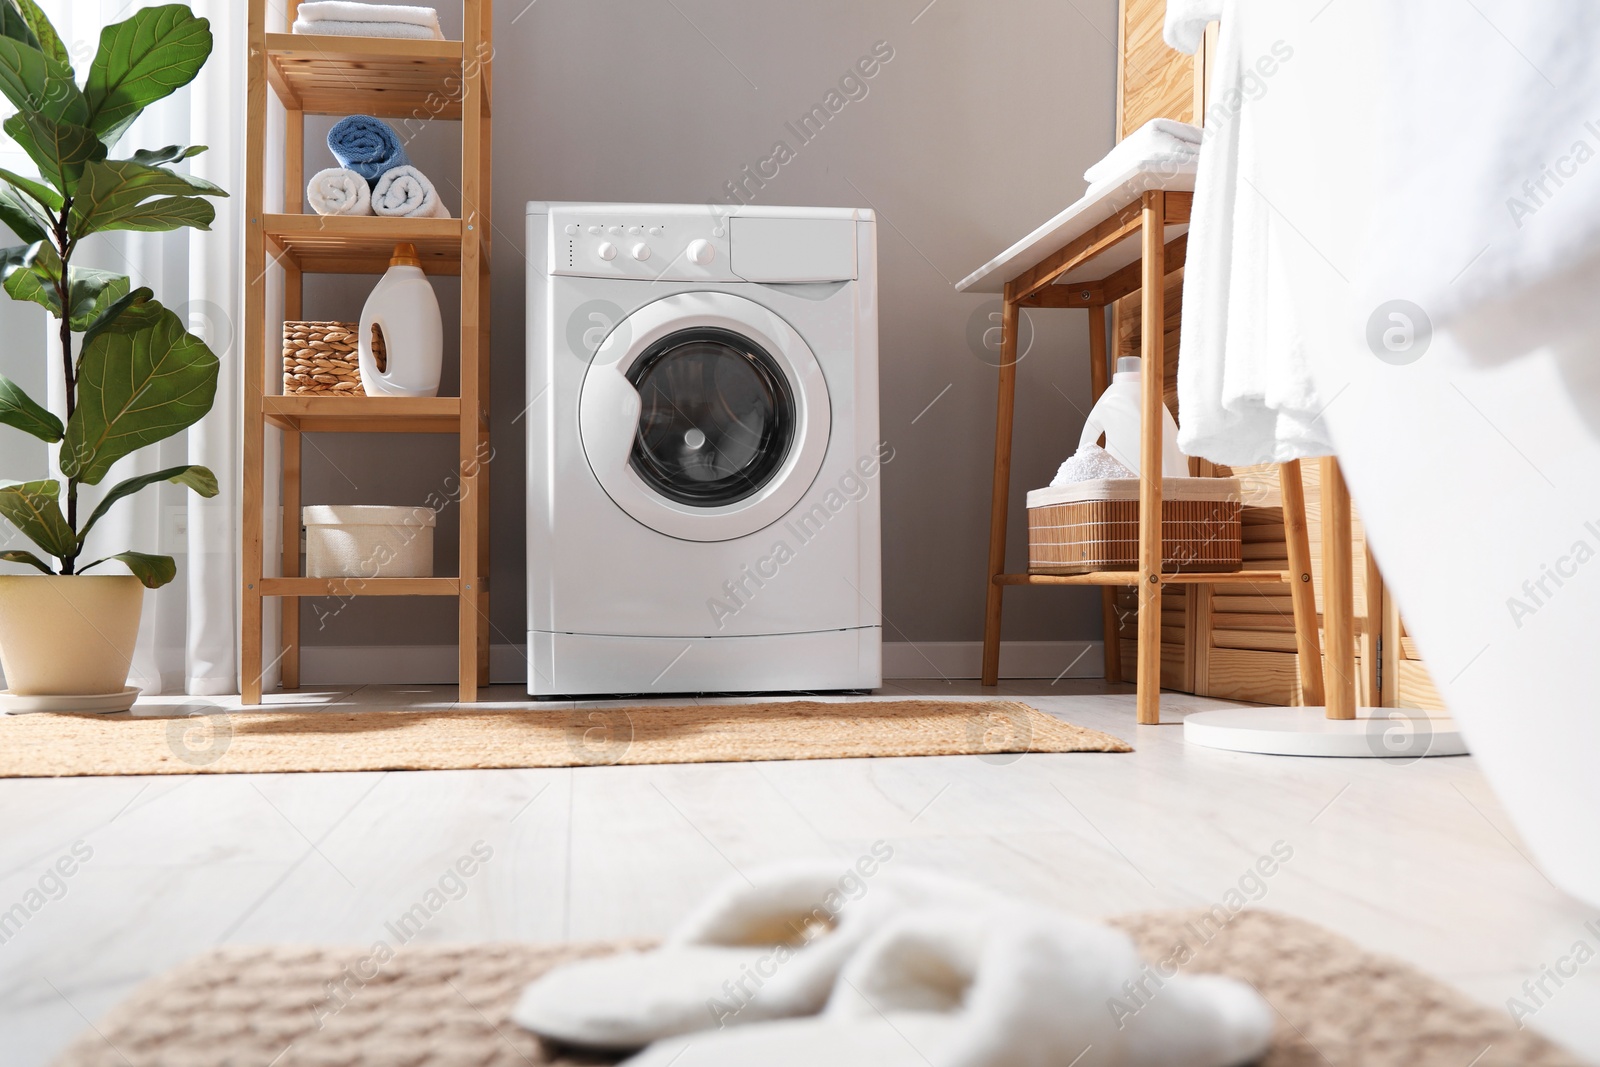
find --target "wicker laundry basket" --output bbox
[282,320,384,396]
[1027,477,1243,575]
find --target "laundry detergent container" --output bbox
[303,505,437,579]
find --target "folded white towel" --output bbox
[1085,119,1202,186]
[1164,0,1223,54]
[306,167,372,216]
[372,165,450,218]
[294,1,441,28]
[291,18,442,39]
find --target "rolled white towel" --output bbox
[1084,118,1202,186]
[291,18,442,39]
[294,1,442,30]
[306,167,372,216]
[372,165,450,218]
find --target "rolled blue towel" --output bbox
[326,115,410,186]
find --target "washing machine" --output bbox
[525,202,882,697]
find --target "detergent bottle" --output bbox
[358,242,442,397]
[1078,356,1187,477]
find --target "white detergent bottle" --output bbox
[358,242,442,397]
[1078,356,1187,477]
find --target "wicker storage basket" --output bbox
[1027,477,1243,575]
[282,321,383,396]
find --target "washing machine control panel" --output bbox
[550,210,735,281]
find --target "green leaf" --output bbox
[80,550,174,588]
[71,158,225,239]
[60,301,218,485]
[1,240,131,328]
[14,0,66,71]
[0,368,61,441]
[0,165,64,211]
[0,35,85,126]
[81,284,153,349]
[129,143,206,167]
[84,6,212,143]
[4,111,105,194]
[0,479,75,560]
[0,0,41,51]
[77,463,216,546]
[0,184,46,243]
[0,238,56,314]
[0,548,54,574]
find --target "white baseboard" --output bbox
[297,640,1105,687]
[882,640,1104,680]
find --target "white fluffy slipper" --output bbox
[623,903,1274,1067]
[513,857,1004,1049]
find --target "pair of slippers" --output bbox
[513,861,1274,1066]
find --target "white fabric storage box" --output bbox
[303,505,437,579]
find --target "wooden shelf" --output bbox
[995,570,1291,587]
[260,577,461,597]
[265,34,487,118]
[245,1,492,703]
[264,214,464,275]
[263,395,465,433]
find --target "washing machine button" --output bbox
[596,241,618,262]
[564,223,580,236]
[686,239,716,266]
[630,242,652,262]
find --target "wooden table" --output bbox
[958,174,1329,724]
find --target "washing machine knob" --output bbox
[596,241,618,262]
[686,239,716,266]
[630,242,652,262]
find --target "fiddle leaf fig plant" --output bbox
[0,1,225,589]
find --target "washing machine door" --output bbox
[579,291,832,542]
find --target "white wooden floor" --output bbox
[1,680,1595,1065]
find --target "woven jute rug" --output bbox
[0,699,1129,777]
[50,909,1578,1067]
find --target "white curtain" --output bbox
[29,0,246,696]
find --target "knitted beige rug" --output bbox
[0,699,1129,777]
[50,909,1577,1067]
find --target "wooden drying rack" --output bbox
[979,188,1367,724]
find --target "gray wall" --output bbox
[294,0,1122,658]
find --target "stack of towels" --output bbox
[1084,118,1202,188]
[306,115,450,218]
[291,2,444,40]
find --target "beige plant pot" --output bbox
[0,575,144,695]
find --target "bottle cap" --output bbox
[1116,356,1142,375]
[390,242,422,268]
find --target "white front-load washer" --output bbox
[526,203,882,697]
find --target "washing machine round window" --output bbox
[627,327,796,507]
[579,291,832,543]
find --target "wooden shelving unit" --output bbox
[242,0,493,704]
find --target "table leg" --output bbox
[1136,192,1165,725]
[981,293,1022,687]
